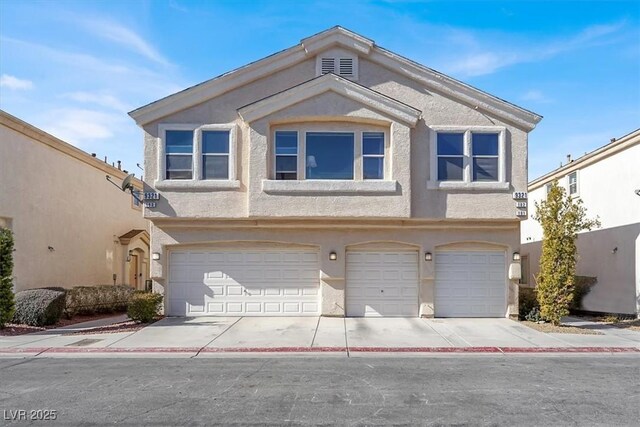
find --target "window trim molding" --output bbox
[428,125,508,190]
[156,123,238,189]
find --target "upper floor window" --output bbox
[471,133,499,182]
[202,130,230,180]
[429,126,507,189]
[306,132,354,180]
[568,171,578,195]
[362,132,384,180]
[158,124,237,187]
[437,133,464,181]
[275,131,298,180]
[165,130,193,180]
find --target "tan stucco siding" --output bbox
[139,50,528,222]
[0,123,149,291]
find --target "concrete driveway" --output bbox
[3,316,639,354]
[102,316,640,350]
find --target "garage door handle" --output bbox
[381,290,384,293]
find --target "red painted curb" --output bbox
[499,347,640,353]
[199,346,347,353]
[0,346,638,354]
[348,346,502,353]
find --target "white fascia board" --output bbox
[301,28,374,56]
[129,45,308,126]
[238,74,421,126]
[369,48,543,131]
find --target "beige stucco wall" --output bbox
[523,223,639,315]
[140,49,529,221]
[148,223,521,318]
[0,116,149,291]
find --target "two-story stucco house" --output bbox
[129,27,541,319]
[0,110,150,292]
[521,129,640,317]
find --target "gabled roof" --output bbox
[238,73,422,126]
[528,128,640,191]
[118,229,149,245]
[129,26,542,131]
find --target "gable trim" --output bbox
[237,73,422,126]
[129,26,541,130]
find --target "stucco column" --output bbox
[319,246,346,316]
[420,254,435,317]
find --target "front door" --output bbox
[129,254,139,288]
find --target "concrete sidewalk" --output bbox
[1,316,639,357]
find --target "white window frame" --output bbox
[273,130,299,180]
[567,170,579,197]
[156,123,239,190]
[427,126,508,190]
[315,54,359,80]
[264,123,396,193]
[362,132,385,180]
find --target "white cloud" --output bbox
[63,92,131,112]
[42,109,125,146]
[0,74,34,90]
[521,90,553,104]
[82,19,170,66]
[442,21,627,77]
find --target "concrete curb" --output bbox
[1,346,638,355]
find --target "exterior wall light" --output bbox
[152,252,161,261]
[329,252,337,261]
[127,250,134,262]
[513,252,521,261]
[424,252,432,261]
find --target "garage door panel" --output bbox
[346,251,419,317]
[435,250,506,318]
[169,249,320,316]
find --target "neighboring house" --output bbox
[129,27,541,318]
[521,129,640,317]
[0,110,150,292]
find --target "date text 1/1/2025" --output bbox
[3,410,58,421]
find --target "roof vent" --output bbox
[317,55,358,79]
[320,57,335,75]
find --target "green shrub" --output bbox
[12,288,66,326]
[525,307,544,322]
[127,291,163,323]
[0,228,15,328]
[570,276,597,311]
[518,287,539,320]
[65,285,134,317]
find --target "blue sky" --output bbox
[1,0,638,179]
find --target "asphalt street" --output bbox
[0,355,638,426]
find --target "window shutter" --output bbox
[321,57,335,74]
[338,58,354,76]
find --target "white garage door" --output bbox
[435,251,506,317]
[168,249,320,316]
[346,251,419,317]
